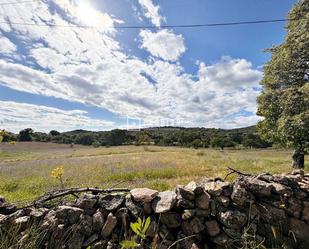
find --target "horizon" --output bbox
[0,0,298,132]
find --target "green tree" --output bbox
[257,0,309,168]
[76,133,95,145]
[18,128,33,141]
[49,130,60,136]
[108,129,127,146]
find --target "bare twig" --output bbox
[167,235,197,249]
[224,167,252,181]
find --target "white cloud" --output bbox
[139,29,186,61]
[0,0,263,130]
[137,0,164,26]
[0,34,16,55]
[0,101,115,133]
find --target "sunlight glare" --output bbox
[76,2,104,27]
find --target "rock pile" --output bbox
[0,170,309,249]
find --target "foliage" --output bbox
[257,1,309,161]
[51,166,65,189]
[121,217,151,249]
[0,129,4,143]
[18,128,33,142]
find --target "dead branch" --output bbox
[167,235,197,249]
[31,187,130,207]
[224,166,252,181]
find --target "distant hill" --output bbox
[4,125,271,149]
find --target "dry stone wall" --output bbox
[0,170,309,249]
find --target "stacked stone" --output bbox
[0,170,308,249]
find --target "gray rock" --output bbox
[161,212,181,228]
[93,210,105,232]
[204,181,230,197]
[177,198,195,209]
[231,183,252,206]
[0,203,17,215]
[152,191,177,213]
[14,216,30,231]
[93,240,108,249]
[177,185,195,201]
[101,213,117,238]
[219,210,247,229]
[125,194,142,218]
[185,181,204,194]
[75,194,97,209]
[270,182,293,196]
[80,214,93,236]
[214,196,230,207]
[100,194,124,211]
[130,188,158,203]
[55,205,83,224]
[83,234,99,247]
[195,191,211,210]
[68,232,84,249]
[242,177,274,197]
[205,220,221,237]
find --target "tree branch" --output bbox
[31,187,130,207]
[224,167,252,180]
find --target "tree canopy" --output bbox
[257,0,309,168]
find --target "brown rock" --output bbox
[195,191,211,210]
[211,232,231,247]
[190,217,205,233]
[242,177,274,197]
[130,188,158,203]
[215,196,230,207]
[302,201,309,223]
[161,212,181,228]
[182,220,194,236]
[205,220,221,237]
[289,218,309,248]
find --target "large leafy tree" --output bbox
[257,0,309,168]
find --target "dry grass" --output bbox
[0,142,307,203]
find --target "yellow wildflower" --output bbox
[51,166,64,180]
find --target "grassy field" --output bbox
[0,142,307,204]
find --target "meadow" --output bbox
[0,142,307,204]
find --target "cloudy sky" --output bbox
[0,0,297,132]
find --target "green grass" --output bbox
[0,142,307,203]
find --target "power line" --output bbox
[0,0,38,6]
[0,17,304,30]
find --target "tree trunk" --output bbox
[292,149,305,169]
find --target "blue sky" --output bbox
[0,0,298,132]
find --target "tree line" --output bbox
[1,126,271,149]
